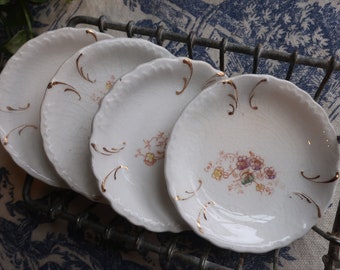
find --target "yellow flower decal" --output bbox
[106,80,113,90]
[256,183,265,192]
[212,167,224,181]
[144,152,156,166]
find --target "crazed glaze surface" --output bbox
[90,57,227,232]
[40,38,174,201]
[0,28,112,187]
[165,74,339,253]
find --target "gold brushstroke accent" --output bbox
[0,103,30,112]
[2,124,38,146]
[76,53,96,83]
[101,165,129,192]
[176,58,193,95]
[249,78,267,110]
[221,79,238,115]
[91,142,126,156]
[85,29,98,41]
[197,201,216,234]
[203,71,226,89]
[292,192,321,218]
[300,171,320,180]
[47,81,81,101]
[301,171,339,183]
[175,179,203,201]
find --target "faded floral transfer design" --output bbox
[205,151,278,195]
[135,131,168,166]
[105,74,116,90]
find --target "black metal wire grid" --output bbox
[22,15,340,270]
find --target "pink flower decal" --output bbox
[249,155,264,171]
[264,167,276,179]
[236,155,250,170]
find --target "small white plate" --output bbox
[165,74,339,252]
[90,57,227,232]
[40,38,174,202]
[0,27,112,187]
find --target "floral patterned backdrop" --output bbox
[0,0,339,269]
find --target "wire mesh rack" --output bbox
[22,15,340,270]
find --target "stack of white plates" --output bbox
[0,27,338,253]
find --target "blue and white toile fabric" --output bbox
[0,1,339,269]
